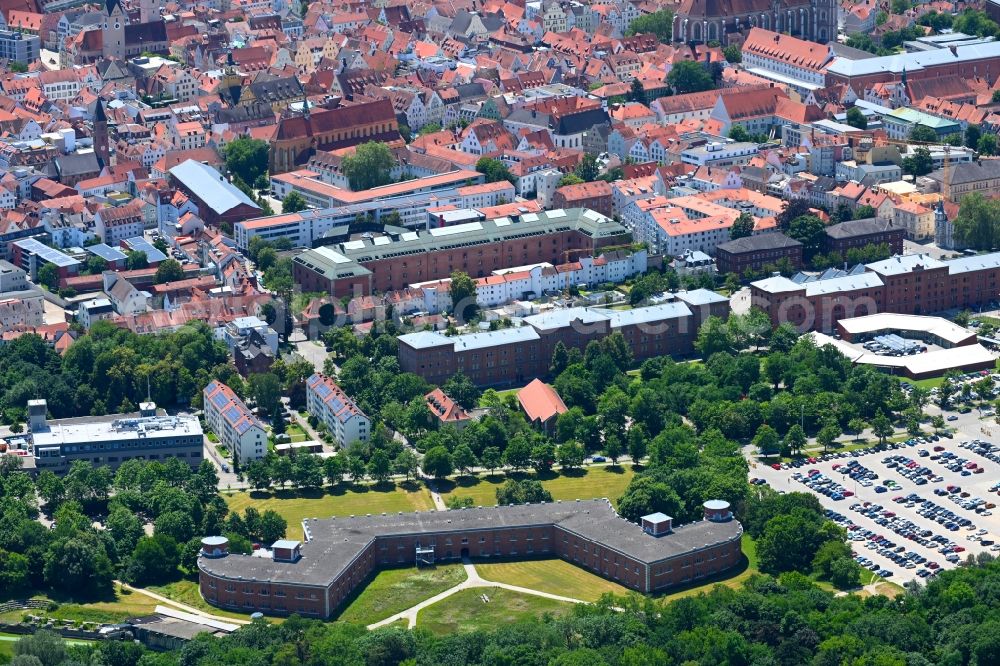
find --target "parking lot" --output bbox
[751,430,1000,585]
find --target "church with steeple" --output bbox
[65,0,168,64]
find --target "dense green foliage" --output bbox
[953,192,1000,250]
[14,551,999,665]
[0,457,220,596]
[342,142,395,191]
[475,157,513,184]
[667,61,714,94]
[624,9,672,41]
[0,323,237,424]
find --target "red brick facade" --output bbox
[199,506,744,618]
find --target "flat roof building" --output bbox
[292,208,631,297]
[199,499,744,618]
[28,399,203,472]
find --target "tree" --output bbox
[421,446,453,479]
[730,212,754,239]
[13,631,65,666]
[448,271,478,323]
[787,214,827,259]
[667,60,714,94]
[871,412,894,445]
[452,444,478,476]
[953,192,1000,250]
[624,9,673,41]
[366,450,392,484]
[574,153,600,182]
[695,315,732,357]
[727,125,750,143]
[125,250,148,270]
[442,369,480,409]
[558,173,584,187]
[85,255,108,275]
[784,424,806,457]
[282,190,307,213]
[776,198,811,230]
[393,449,419,480]
[848,417,866,442]
[495,479,552,505]
[155,510,196,543]
[752,424,780,457]
[854,204,876,220]
[36,263,58,290]
[556,441,585,470]
[43,535,114,597]
[224,136,269,187]
[845,107,867,130]
[475,157,513,184]
[323,455,344,486]
[966,124,983,149]
[817,423,840,454]
[628,78,646,104]
[757,509,838,574]
[530,441,556,472]
[342,141,394,191]
[502,435,533,471]
[979,133,998,156]
[125,534,180,584]
[481,446,502,476]
[154,258,184,284]
[931,415,946,434]
[249,372,283,420]
[723,44,741,63]
[902,146,935,177]
[257,510,287,544]
[829,556,862,589]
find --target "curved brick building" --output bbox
[198,499,744,618]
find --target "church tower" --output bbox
[103,0,126,59]
[812,0,838,43]
[139,0,159,23]
[93,99,110,168]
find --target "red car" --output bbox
[771,463,781,470]
[954,546,966,552]
[934,446,945,452]
[843,490,854,497]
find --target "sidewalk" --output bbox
[117,581,250,626]
[366,560,585,630]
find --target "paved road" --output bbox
[294,340,329,374]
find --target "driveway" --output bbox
[294,340,329,374]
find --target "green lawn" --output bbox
[897,376,947,390]
[284,423,308,443]
[147,579,272,622]
[478,388,520,407]
[475,558,633,602]
[440,466,635,509]
[224,482,435,540]
[416,587,574,634]
[335,564,466,625]
[0,585,160,626]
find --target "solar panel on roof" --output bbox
[315,383,332,398]
[211,392,230,409]
[224,405,242,422]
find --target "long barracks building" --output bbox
[752,250,1000,332]
[198,499,744,619]
[291,208,632,298]
[398,289,729,386]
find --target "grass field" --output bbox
[284,423,308,443]
[416,587,574,634]
[0,585,161,626]
[439,466,635,509]
[475,558,633,602]
[224,481,434,540]
[336,564,466,626]
[147,579,272,622]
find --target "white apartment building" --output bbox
[306,373,370,449]
[203,380,268,465]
